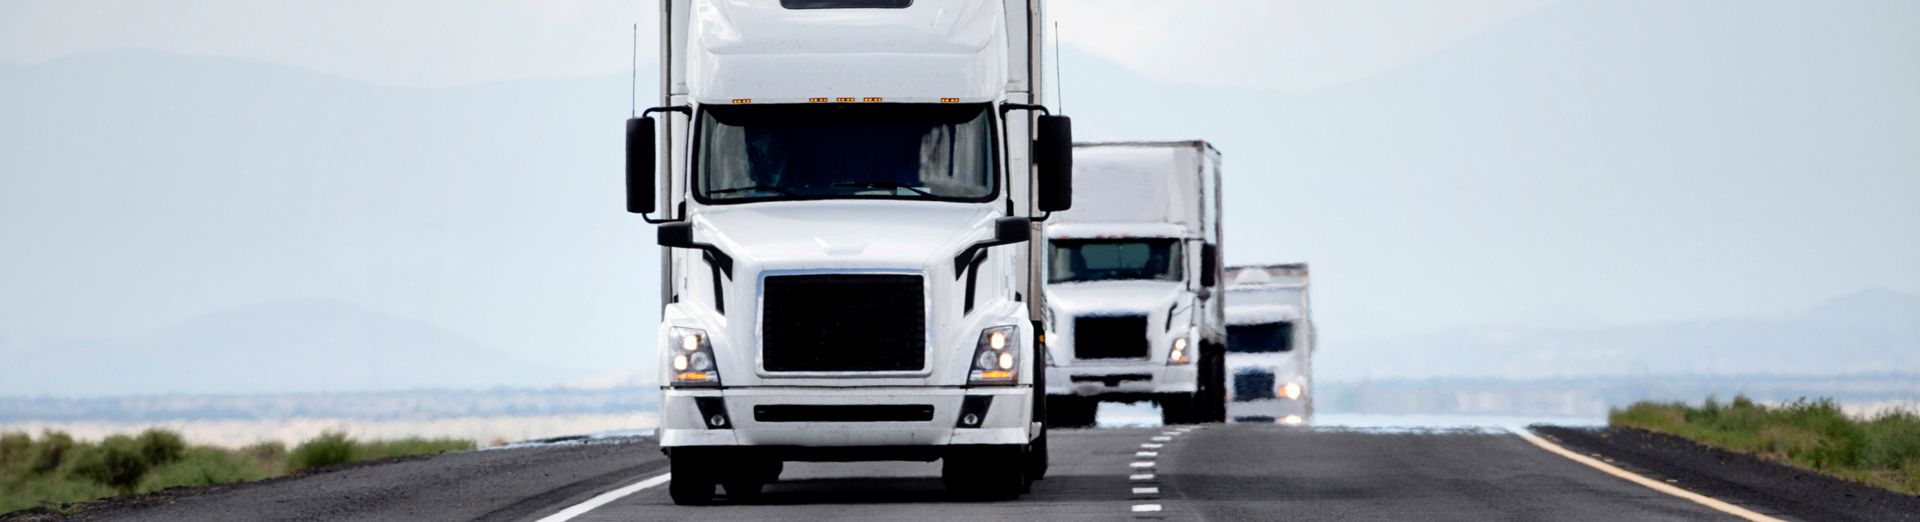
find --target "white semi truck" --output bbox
[1042,141,1227,426]
[626,0,1073,504]
[1223,263,1315,424]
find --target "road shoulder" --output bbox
[1533,425,1920,522]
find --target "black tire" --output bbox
[943,446,1025,501]
[1205,342,1229,422]
[1026,430,1049,482]
[1046,396,1097,428]
[721,479,764,500]
[668,450,716,506]
[1160,393,1196,425]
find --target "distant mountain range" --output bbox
[1319,287,1920,382]
[1,299,572,396]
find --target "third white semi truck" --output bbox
[1042,141,1226,426]
[1224,263,1315,423]
[627,0,1073,504]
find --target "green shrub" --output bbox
[287,432,356,472]
[69,435,149,493]
[0,432,30,472]
[135,429,186,466]
[28,430,76,476]
[356,437,474,461]
[240,441,288,475]
[137,447,267,493]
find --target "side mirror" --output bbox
[626,116,657,214]
[1199,244,1218,287]
[1035,115,1073,212]
[994,216,1031,243]
[657,221,694,248]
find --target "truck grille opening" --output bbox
[753,405,936,423]
[1073,315,1149,359]
[1233,369,1277,401]
[761,274,926,372]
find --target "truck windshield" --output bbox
[1048,239,1183,283]
[695,103,996,203]
[1228,322,1294,353]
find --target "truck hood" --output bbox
[1047,280,1187,317]
[692,200,996,272]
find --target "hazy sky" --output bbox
[3,0,1917,391]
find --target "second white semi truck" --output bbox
[1042,141,1227,426]
[1224,263,1316,423]
[627,0,1073,504]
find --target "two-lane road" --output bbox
[74,424,1774,521]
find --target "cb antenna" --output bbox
[1053,21,1065,113]
[630,23,638,117]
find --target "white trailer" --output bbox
[1042,141,1227,426]
[628,0,1074,504]
[1223,263,1315,423]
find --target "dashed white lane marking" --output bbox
[1130,473,1155,481]
[1132,487,1160,495]
[1508,427,1785,522]
[1136,451,1159,457]
[1161,431,1181,436]
[1130,461,1155,468]
[1150,436,1172,442]
[534,472,671,522]
[1131,504,1163,513]
[1141,443,1164,449]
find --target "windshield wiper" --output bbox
[831,182,934,196]
[707,185,795,196]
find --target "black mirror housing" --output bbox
[1199,244,1219,287]
[626,116,657,214]
[994,216,1031,243]
[658,221,694,248]
[1035,115,1073,212]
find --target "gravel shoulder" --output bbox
[1532,425,1920,522]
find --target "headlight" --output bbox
[1281,382,1304,400]
[669,327,720,387]
[968,325,1020,385]
[1166,337,1191,366]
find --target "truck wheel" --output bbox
[943,446,1025,501]
[721,478,764,500]
[1159,393,1196,425]
[668,450,716,506]
[1046,396,1097,428]
[1206,343,1230,422]
[1026,430,1049,481]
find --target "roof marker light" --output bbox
[808,97,828,103]
[730,99,752,104]
[941,98,960,103]
[836,97,856,102]
[862,97,883,102]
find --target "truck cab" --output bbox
[626,0,1073,504]
[1042,141,1227,426]
[1223,264,1316,424]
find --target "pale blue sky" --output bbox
[2,0,1916,393]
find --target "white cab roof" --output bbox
[687,0,1008,104]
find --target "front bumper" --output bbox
[1044,363,1197,397]
[659,386,1033,449]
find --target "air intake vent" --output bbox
[1073,315,1149,359]
[1233,370,1277,401]
[762,274,926,372]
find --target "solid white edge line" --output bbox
[534,472,673,522]
[1507,427,1784,522]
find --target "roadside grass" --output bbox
[0,429,474,515]
[1610,396,1920,495]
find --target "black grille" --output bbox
[762,274,925,372]
[1073,315,1148,359]
[753,405,935,423]
[1233,370,1276,401]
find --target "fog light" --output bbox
[1282,414,1304,426]
[709,414,727,427]
[961,413,980,426]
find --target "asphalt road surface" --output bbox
[59,422,1817,522]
